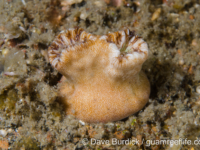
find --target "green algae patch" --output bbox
[0,89,19,114]
[13,136,40,150]
[0,93,6,110]
[6,90,19,111]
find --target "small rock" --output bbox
[0,129,7,137]
[88,129,98,138]
[80,11,88,20]
[2,48,9,57]
[4,50,27,76]
[79,120,85,126]
[114,130,130,140]
[7,128,13,133]
[151,8,161,21]
[115,131,123,139]
[196,86,200,94]
[191,39,197,46]
[88,128,104,139]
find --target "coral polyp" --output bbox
[48,28,150,123]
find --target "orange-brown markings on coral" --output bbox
[49,49,60,55]
[70,38,73,45]
[80,40,94,50]
[106,32,121,47]
[50,42,59,50]
[111,32,116,42]
[56,34,64,45]
[137,41,145,48]
[57,39,65,48]
[132,47,142,53]
[117,54,123,64]
[81,36,86,43]
[75,34,79,42]
[115,32,122,46]
[111,33,117,43]
[77,28,84,36]
[75,28,83,42]
[59,35,66,45]
[50,49,61,56]
[67,30,72,40]
[54,61,59,68]
[125,34,129,41]
[106,35,112,43]
[63,32,71,45]
[133,41,147,55]
[116,54,128,65]
[130,35,139,46]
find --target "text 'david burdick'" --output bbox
[81,138,200,146]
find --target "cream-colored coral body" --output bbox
[60,71,150,123]
[48,28,150,123]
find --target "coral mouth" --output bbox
[103,29,147,57]
[48,28,96,68]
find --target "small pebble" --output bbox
[80,11,88,20]
[2,48,9,57]
[7,128,13,133]
[174,73,184,81]
[0,129,7,137]
[114,131,125,140]
[151,8,161,21]
[79,120,85,126]
[191,39,197,46]
[178,59,184,65]
[196,86,200,94]
[94,0,104,7]
[88,129,98,138]
[114,130,130,140]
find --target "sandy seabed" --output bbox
[0,0,200,149]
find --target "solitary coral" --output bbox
[48,28,150,123]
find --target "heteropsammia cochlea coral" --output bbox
[48,28,150,123]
